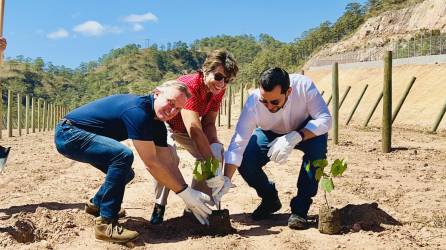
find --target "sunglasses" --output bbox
[213,72,231,84]
[259,98,281,106]
[259,94,288,107]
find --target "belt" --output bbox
[59,118,73,126]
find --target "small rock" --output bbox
[51,217,58,223]
[423,163,428,167]
[40,240,49,248]
[352,223,362,232]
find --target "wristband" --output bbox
[175,183,188,194]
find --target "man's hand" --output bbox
[206,175,232,204]
[267,131,302,164]
[177,187,212,225]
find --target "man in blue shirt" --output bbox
[55,81,213,243]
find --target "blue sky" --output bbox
[4,0,366,69]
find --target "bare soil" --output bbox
[0,120,445,249]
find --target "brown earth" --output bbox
[0,93,445,249]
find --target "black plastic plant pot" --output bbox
[208,209,235,235]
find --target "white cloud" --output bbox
[124,12,158,23]
[132,23,144,32]
[73,20,105,37]
[47,28,69,39]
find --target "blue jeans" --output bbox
[54,121,135,219]
[238,128,327,219]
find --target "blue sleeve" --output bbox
[121,108,154,141]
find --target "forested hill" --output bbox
[0,0,425,108]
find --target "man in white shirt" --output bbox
[209,67,331,229]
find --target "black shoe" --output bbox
[0,146,11,171]
[150,203,165,225]
[288,214,307,230]
[251,196,282,221]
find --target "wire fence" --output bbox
[310,33,446,67]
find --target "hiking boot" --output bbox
[94,217,139,243]
[149,203,165,225]
[251,196,282,221]
[288,214,307,230]
[85,199,126,218]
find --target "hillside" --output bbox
[306,0,446,67]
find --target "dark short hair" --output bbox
[259,67,290,94]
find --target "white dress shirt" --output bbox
[225,74,332,167]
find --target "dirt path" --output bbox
[0,123,445,249]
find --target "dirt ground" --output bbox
[0,116,445,250]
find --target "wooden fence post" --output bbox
[31,97,35,133]
[42,100,47,132]
[346,84,368,125]
[382,51,392,153]
[37,98,41,132]
[17,93,21,136]
[432,99,446,133]
[339,86,351,110]
[227,86,232,129]
[7,89,12,137]
[363,92,383,128]
[240,82,244,113]
[25,95,30,134]
[392,77,416,124]
[332,63,339,145]
[46,103,50,131]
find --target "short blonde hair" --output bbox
[202,49,239,79]
[156,80,191,98]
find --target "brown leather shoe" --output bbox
[94,217,139,243]
[85,199,126,218]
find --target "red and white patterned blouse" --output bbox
[167,71,225,133]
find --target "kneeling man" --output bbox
[211,68,331,229]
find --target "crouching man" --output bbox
[210,68,331,229]
[54,81,212,243]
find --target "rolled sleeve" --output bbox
[304,83,332,135]
[224,96,257,167]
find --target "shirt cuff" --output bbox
[304,121,321,136]
[224,150,242,167]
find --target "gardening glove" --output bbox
[177,186,212,225]
[210,143,224,176]
[206,175,232,204]
[267,131,302,164]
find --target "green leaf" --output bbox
[210,158,220,176]
[305,162,311,173]
[193,160,205,181]
[320,177,334,193]
[313,159,328,169]
[331,159,347,177]
[315,168,323,181]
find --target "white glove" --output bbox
[177,186,212,225]
[206,175,232,204]
[267,131,302,164]
[210,143,224,176]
